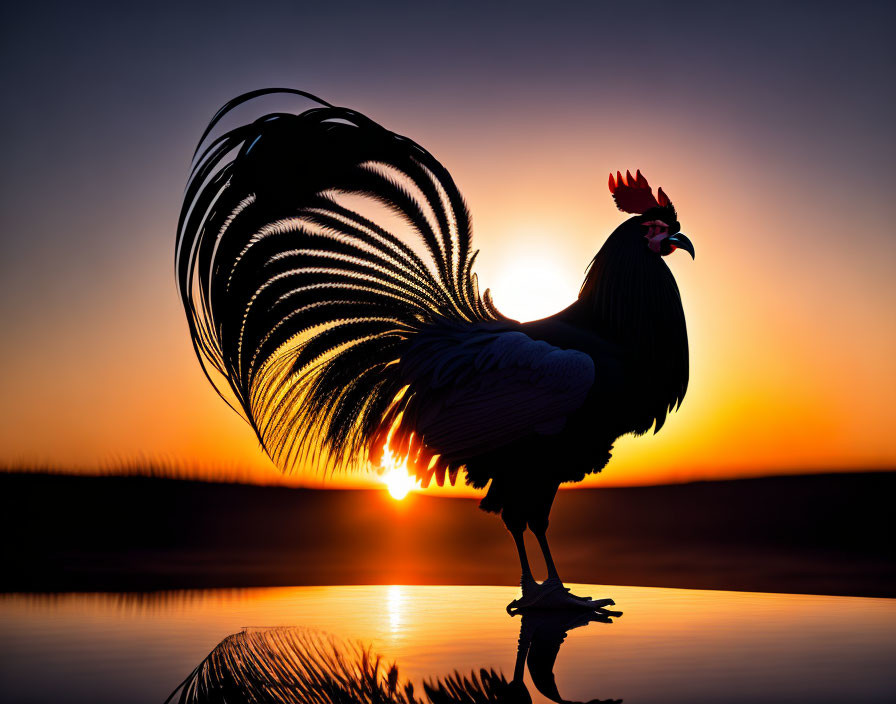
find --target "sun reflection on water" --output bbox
[387,584,405,634]
[2,585,895,704]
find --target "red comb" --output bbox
[608,170,671,214]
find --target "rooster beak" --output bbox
[667,233,695,259]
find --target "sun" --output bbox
[489,251,580,322]
[378,440,417,500]
[384,467,415,500]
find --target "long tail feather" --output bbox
[176,89,500,473]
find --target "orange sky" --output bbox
[2,122,893,494]
[1,4,894,494]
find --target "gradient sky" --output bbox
[1,1,894,491]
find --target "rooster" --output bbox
[176,89,694,611]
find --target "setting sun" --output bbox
[383,467,415,500]
[379,440,418,500]
[490,250,580,322]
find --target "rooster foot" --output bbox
[507,578,616,614]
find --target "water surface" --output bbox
[2,585,894,702]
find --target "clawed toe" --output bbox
[508,579,618,613]
[589,597,615,607]
[543,579,614,608]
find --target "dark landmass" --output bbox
[2,471,893,597]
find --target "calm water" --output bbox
[1,584,894,703]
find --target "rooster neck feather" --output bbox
[577,221,689,433]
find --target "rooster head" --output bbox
[608,170,694,259]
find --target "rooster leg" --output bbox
[534,529,561,582]
[512,528,538,595]
[532,529,616,610]
[505,524,542,613]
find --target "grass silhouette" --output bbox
[165,627,517,704]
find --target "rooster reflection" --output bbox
[166,607,622,704]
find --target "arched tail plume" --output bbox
[176,89,500,474]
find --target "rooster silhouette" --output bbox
[176,88,693,610]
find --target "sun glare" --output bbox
[384,467,414,500]
[379,441,417,500]
[490,251,579,322]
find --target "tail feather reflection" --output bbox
[166,607,622,703]
[165,627,425,704]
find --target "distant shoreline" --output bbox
[3,464,892,492]
[3,471,893,597]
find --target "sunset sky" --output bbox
[1,1,894,492]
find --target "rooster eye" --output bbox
[643,219,669,233]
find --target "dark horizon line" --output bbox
[2,465,893,493]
